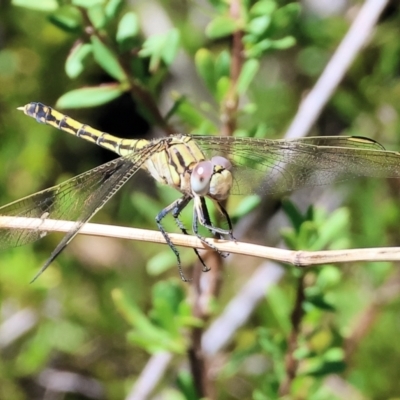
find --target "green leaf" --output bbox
[304,289,336,312]
[195,49,215,94]
[176,371,198,400]
[91,36,128,81]
[72,0,104,7]
[315,266,342,290]
[12,0,58,11]
[112,288,155,330]
[48,6,82,33]
[215,50,231,80]
[87,4,107,29]
[272,3,301,29]
[139,29,180,71]
[270,36,296,50]
[281,199,306,233]
[310,207,349,251]
[162,29,180,66]
[206,16,238,39]
[247,15,271,36]
[174,97,206,128]
[304,359,346,377]
[250,0,276,16]
[237,59,259,94]
[231,195,260,220]
[216,76,230,102]
[105,0,124,19]
[56,84,125,108]
[65,42,92,79]
[266,285,291,335]
[116,12,139,43]
[245,39,273,58]
[147,251,177,275]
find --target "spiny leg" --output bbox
[215,201,236,241]
[171,196,210,273]
[192,197,229,264]
[194,196,233,238]
[156,197,192,281]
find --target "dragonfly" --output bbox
[2,102,400,282]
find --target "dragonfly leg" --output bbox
[192,197,229,263]
[215,201,236,241]
[171,197,210,273]
[195,197,232,238]
[156,197,192,282]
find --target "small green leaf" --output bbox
[56,84,125,108]
[232,195,260,220]
[216,76,230,102]
[247,15,271,36]
[48,6,82,33]
[147,251,177,275]
[162,29,180,66]
[174,97,205,128]
[245,39,273,58]
[112,288,154,330]
[177,371,198,400]
[282,199,306,233]
[195,48,215,94]
[139,29,180,71]
[310,207,349,251]
[116,12,139,43]
[12,0,58,11]
[65,42,92,79]
[91,36,127,81]
[242,103,257,115]
[193,119,217,135]
[105,0,124,19]
[323,347,345,362]
[304,291,336,312]
[237,59,259,94]
[266,286,292,335]
[315,266,342,290]
[250,0,276,16]
[206,16,238,39]
[215,50,231,80]
[87,4,107,29]
[72,0,104,7]
[273,3,301,29]
[270,36,296,50]
[304,359,346,377]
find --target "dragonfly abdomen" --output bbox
[18,102,149,157]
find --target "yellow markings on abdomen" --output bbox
[18,102,148,156]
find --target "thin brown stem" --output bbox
[279,273,306,395]
[220,0,244,137]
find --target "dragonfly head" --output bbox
[191,156,233,201]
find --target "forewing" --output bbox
[195,135,400,195]
[0,144,157,250]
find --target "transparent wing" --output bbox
[195,135,400,195]
[0,144,157,251]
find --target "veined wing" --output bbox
[0,142,159,253]
[195,135,400,195]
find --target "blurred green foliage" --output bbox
[1,0,400,399]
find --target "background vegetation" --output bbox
[0,0,400,399]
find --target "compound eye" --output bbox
[191,161,213,195]
[211,156,232,170]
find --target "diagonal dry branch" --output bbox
[1,216,400,266]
